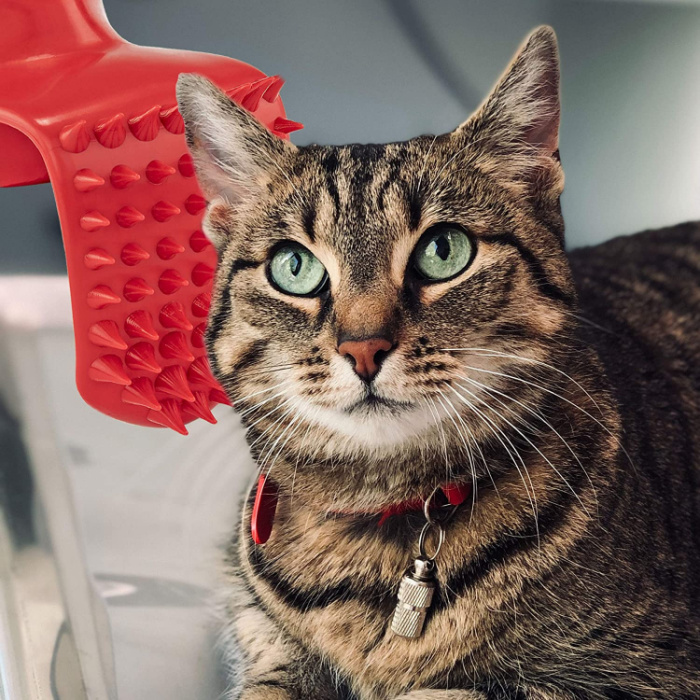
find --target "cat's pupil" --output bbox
[434,235,451,261]
[290,253,302,276]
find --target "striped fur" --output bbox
[177,27,700,700]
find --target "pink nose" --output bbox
[338,337,393,381]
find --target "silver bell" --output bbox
[391,557,436,638]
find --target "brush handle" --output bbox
[0,0,123,186]
[0,0,122,62]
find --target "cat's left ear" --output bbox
[176,74,296,246]
[456,26,562,192]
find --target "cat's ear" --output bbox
[176,74,295,239]
[456,26,562,190]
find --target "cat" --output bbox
[176,26,700,700]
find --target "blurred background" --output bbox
[2,1,700,699]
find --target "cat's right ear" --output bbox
[453,26,562,197]
[176,74,296,246]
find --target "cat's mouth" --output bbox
[292,386,436,450]
[345,392,414,414]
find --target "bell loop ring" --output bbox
[423,488,439,525]
[423,488,460,527]
[418,520,445,561]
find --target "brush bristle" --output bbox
[89,355,131,386]
[74,169,105,192]
[110,164,141,189]
[88,320,128,350]
[159,301,193,330]
[182,391,217,424]
[123,277,155,302]
[84,248,116,270]
[155,365,195,402]
[146,160,176,184]
[156,237,185,260]
[151,200,181,222]
[148,399,188,434]
[125,342,162,373]
[60,120,91,153]
[129,106,162,142]
[124,311,159,340]
[87,285,121,309]
[159,105,185,135]
[120,242,150,266]
[94,113,127,149]
[116,205,146,228]
[160,331,195,362]
[122,377,162,411]
[80,211,110,232]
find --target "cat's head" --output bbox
[177,27,574,492]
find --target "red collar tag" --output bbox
[251,473,279,545]
[251,477,471,545]
[442,482,472,507]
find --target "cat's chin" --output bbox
[289,394,440,453]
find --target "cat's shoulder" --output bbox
[568,220,700,272]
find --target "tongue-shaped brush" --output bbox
[0,0,302,435]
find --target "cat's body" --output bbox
[219,221,700,700]
[176,27,700,700]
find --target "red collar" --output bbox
[250,474,471,545]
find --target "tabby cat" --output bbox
[176,26,700,700]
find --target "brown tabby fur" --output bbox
[176,26,700,700]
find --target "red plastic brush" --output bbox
[0,0,302,435]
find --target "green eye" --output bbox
[268,243,328,296]
[412,224,474,281]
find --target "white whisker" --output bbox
[434,392,480,521]
[455,380,590,518]
[440,346,603,416]
[461,362,633,470]
[426,397,450,484]
[459,372,599,512]
[446,384,540,545]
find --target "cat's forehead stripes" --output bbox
[289,142,424,289]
